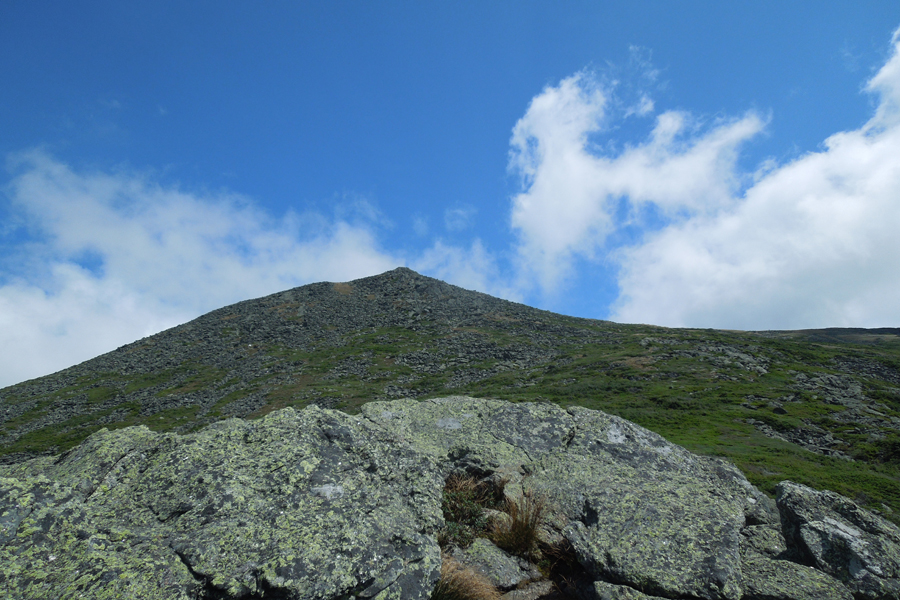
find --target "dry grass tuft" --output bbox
[490,491,548,560]
[444,473,505,506]
[431,556,501,600]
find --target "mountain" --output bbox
[1,267,899,521]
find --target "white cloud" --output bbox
[0,151,399,387]
[508,72,765,293]
[613,31,900,329]
[624,94,654,118]
[508,28,900,330]
[866,27,900,129]
[0,264,184,389]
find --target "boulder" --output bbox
[451,538,541,591]
[777,481,900,599]
[534,406,773,600]
[742,524,789,558]
[0,406,443,599]
[500,579,557,599]
[365,397,777,599]
[0,396,888,599]
[739,554,853,600]
[740,525,853,600]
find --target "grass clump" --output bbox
[431,556,500,600]
[490,491,548,560]
[438,474,504,549]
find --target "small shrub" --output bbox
[431,556,500,600]
[491,491,547,560]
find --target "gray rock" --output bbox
[501,579,557,599]
[452,538,541,591]
[742,524,789,558]
[0,398,871,600]
[777,480,900,599]
[362,397,778,600]
[0,406,443,599]
[740,554,853,600]
[534,407,772,600]
[591,581,669,599]
[740,524,852,600]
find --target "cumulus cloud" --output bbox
[509,71,765,292]
[0,151,399,387]
[613,30,900,328]
[511,28,900,330]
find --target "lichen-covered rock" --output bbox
[0,397,873,600]
[740,524,852,600]
[500,579,556,599]
[742,524,789,558]
[544,406,774,600]
[363,397,779,600]
[777,481,900,599]
[451,538,541,591]
[740,554,853,600]
[592,580,669,599]
[360,396,535,470]
[0,405,443,599]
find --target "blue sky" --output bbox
[2,2,900,387]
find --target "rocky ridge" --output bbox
[2,397,898,599]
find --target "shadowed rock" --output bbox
[777,481,900,599]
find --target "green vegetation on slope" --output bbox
[2,269,898,523]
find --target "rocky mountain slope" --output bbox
[3,397,899,599]
[1,267,899,520]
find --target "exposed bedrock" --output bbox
[2,397,897,599]
[777,481,900,599]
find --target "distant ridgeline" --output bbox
[1,266,899,522]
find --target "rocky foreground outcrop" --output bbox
[1,397,898,599]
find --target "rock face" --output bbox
[451,538,542,591]
[777,481,900,599]
[0,406,444,599]
[1,396,897,599]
